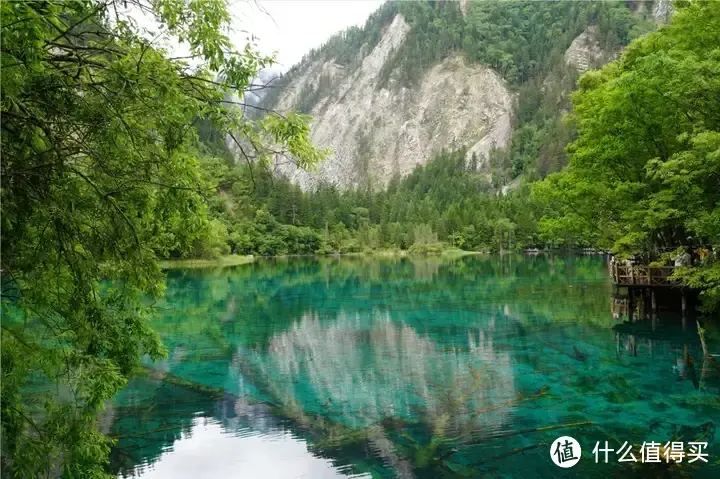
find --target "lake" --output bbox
[109,255,719,478]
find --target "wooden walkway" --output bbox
[611,263,677,287]
[611,262,691,326]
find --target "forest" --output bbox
[1,0,719,477]
[190,148,539,258]
[136,0,720,310]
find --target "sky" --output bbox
[228,0,384,71]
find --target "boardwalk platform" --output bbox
[611,263,678,287]
[610,262,692,327]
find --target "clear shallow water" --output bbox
[110,255,720,478]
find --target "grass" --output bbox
[159,248,482,270]
[336,247,486,258]
[327,247,482,258]
[159,254,255,270]
[440,248,484,257]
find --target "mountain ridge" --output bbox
[259,0,667,190]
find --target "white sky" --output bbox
[229,0,384,71]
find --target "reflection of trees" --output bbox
[154,254,614,347]
[110,377,223,477]
[411,257,443,281]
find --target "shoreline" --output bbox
[159,249,485,270]
[159,255,255,270]
[158,247,605,270]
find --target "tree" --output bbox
[535,1,720,308]
[0,1,323,476]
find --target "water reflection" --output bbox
[110,255,720,478]
[124,417,364,479]
[243,310,516,432]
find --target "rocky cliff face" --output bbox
[459,0,469,17]
[565,25,607,74]
[652,0,674,22]
[565,1,674,75]
[270,14,513,190]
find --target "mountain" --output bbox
[259,0,669,190]
[266,13,513,190]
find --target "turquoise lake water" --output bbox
[110,255,719,478]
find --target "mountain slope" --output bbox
[260,0,666,190]
[274,14,513,189]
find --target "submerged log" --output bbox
[461,420,595,447]
[697,319,709,358]
[473,443,543,465]
[134,366,232,400]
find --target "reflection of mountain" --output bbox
[241,310,516,436]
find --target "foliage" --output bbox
[534,1,720,308]
[192,148,541,256]
[382,0,649,89]
[0,0,323,476]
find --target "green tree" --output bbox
[0,1,323,476]
[535,1,720,308]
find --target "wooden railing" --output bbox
[611,264,677,286]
